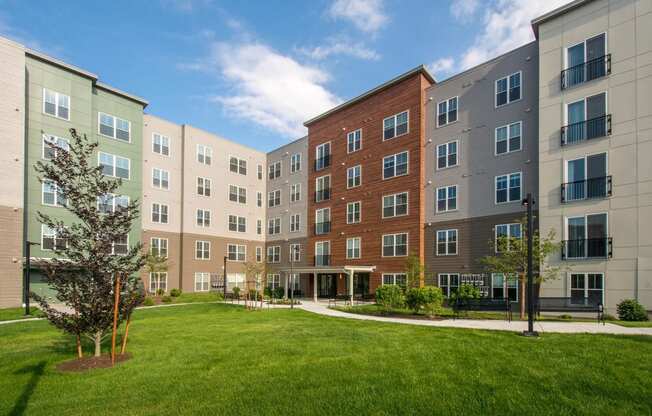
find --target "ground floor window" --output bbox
[570,273,604,305]
[149,272,168,293]
[491,273,518,301]
[268,273,280,289]
[438,273,459,297]
[194,272,210,292]
[382,273,406,286]
[227,273,245,290]
[289,273,300,291]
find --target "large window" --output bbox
[437,97,458,127]
[194,272,210,292]
[315,142,331,171]
[197,145,212,165]
[437,141,457,170]
[495,172,521,204]
[228,215,246,233]
[111,235,129,255]
[347,201,361,224]
[383,111,408,140]
[195,241,210,260]
[495,121,522,155]
[42,135,69,160]
[570,273,604,305]
[43,89,70,120]
[315,208,331,235]
[438,273,459,297]
[382,233,408,257]
[383,192,408,218]
[151,203,168,224]
[149,272,168,293]
[436,185,457,213]
[383,151,408,179]
[268,217,281,235]
[315,175,331,202]
[100,152,130,179]
[564,152,609,202]
[291,153,301,173]
[41,224,67,251]
[150,237,168,257]
[495,223,522,253]
[491,273,518,300]
[315,241,330,265]
[290,243,301,262]
[436,229,457,256]
[346,237,361,259]
[227,244,246,261]
[197,177,211,196]
[268,189,281,207]
[229,156,247,174]
[42,181,66,207]
[267,246,281,263]
[196,209,211,227]
[290,183,301,203]
[97,194,129,214]
[383,273,406,286]
[348,129,362,153]
[290,214,300,233]
[99,112,130,142]
[151,168,169,189]
[564,92,608,145]
[347,165,361,188]
[564,33,607,88]
[152,133,170,156]
[229,185,247,204]
[268,161,281,179]
[495,71,521,107]
[267,274,281,289]
[564,213,609,259]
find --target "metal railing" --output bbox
[561,176,612,203]
[314,189,331,202]
[315,255,331,266]
[315,221,331,235]
[561,114,611,146]
[561,54,611,89]
[561,237,612,260]
[314,155,331,171]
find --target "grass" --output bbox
[0,303,650,415]
[0,307,43,322]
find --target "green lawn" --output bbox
[0,303,650,415]
[0,306,43,322]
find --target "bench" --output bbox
[534,297,604,324]
[328,295,352,308]
[453,298,512,321]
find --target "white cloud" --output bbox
[450,0,479,22]
[298,38,380,61]
[328,0,388,34]
[427,57,455,79]
[200,43,340,138]
[160,0,213,12]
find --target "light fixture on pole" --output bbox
[24,241,40,316]
[521,193,538,337]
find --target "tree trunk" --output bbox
[94,331,102,357]
[76,334,83,359]
[120,314,131,354]
[519,273,526,320]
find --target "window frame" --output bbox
[495,223,522,253]
[196,176,211,197]
[435,185,458,213]
[436,140,458,170]
[196,144,213,165]
[195,240,211,260]
[227,243,246,262]
[346,201,361,224]
[438,273,460,297]
[436,96,458,128]
[150,237,169,258]
[347,165,362,189]
[494,71,522,108]
[347,128,362,153]
[436,229,458,256]
[194,272,210,292]
[267,245,281,263]
[382,191,409,219]
[383,110,409,141]
[229,155,247,175]
[268,189,281,207]
[196,209,211,228]
[381,232,409,257]
[152,133,170,156]
[382,151,409,180]
[494,172,522,204]
[268,160,282,180]
[42,134,69,160]
[151,203,169,224]
[494,121,523,156]
[98,112,131,142]
[346,237,361,259]
[290,183,301,203]
[42,88,71,121]
[290,213,301,233]
[99,152,131,180]
[290,153,302,173]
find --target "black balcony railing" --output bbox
[561,238,612,260]
[315,221,331,235]
[561,114,611,146]
[561,176,612,203]
[315,254,331,266]
[561,54,611,89]
[315,189,331,202]
[315,155,331,171]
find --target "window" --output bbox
[495,122,522,155]
[346,237,361,259]
[570,273,604,305]
[268,189,281,207]
[563,93,608,145]
[100,152,130,179]
[267,246,281,263]
[290,243,301,262]
[227,244,246,261]
[315,142,331,171]
[257,164,263,180]
[290,184,301,203]
[151,168,169,189]
[315,208,331,235]
[41,224,67,251]
[197,177,211,196]
[152,133,170,156]
[197,145,212,165]
[196,209,211,227]
[290,214,300,233]
[315,241,330,265]
[437,141,458,169]
[42,181,66,207]
[495,72,521,107]
[383,273,407,286]
[383,151,409,179]
[564,33,607,89]
[228,215,246,233]
[42,135,69,160]
[229,156,247,175]
[229,185,246,204]
[383,192,408,218]
[99,112,130,142]
[564,213,609,259]
[151,203,169,224]
[268,161,281,180]
[315,175,331,202]
[347,201,361,224]
[347,165,361,188]
[256,247,263,262]
[438,273,459,297]
[268,274,281,289]
[257,219,262,235]
[268,218,281,235]
[97,194,129,214]
[150,237,168,257]
[437,97,458,127]
[564,153,609,202]
[495,172,521,204]
[291,153,301,173]
[43,89,70,120]
[111,235,129,255]
[491,273,518,300]
[436,185,457,213]
[194,272,210,292]
[383,111,409,140]
[495,223,522,253]
[348,129,362,153]
[149,272,168,293]
[195,241,210,260]
[382,233,408,257]
[257,192,263,207]
[436,229,457,256]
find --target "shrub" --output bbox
[263,287,272,297]
[249,289,261,300]
[170,288,182,297]
[161,295,172,303]
[213,292,225,301]
[405,286,443,316]
[602,313,616,321]
[142,297,155,306]
[375,285,405,312]
[232,287,240,299]
[273,287,284,299]
[451,284,481,302]
[617,299,649,321]
[156,288,165,296]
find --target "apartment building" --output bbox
[424,41,540,300]
[534,0,652,311]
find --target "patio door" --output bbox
[352,273,369,295]
[566,153,607,201]
[318,274,336,298]
[566,213,608,258]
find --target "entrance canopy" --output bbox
[278,265,376,302]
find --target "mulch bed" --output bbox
[56,353,132,372]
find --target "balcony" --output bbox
[561,54,611,90]
[315,221,331,235]
[315,254,331,266]
[561,176,612,203]
[561,238,612,260]
[315,189,331,202]
[314,155,331,171]
[561,114,611,146]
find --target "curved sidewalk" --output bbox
[297,301,652,336]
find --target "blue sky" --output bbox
[0,0,569,151]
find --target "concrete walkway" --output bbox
[297,301,652,336]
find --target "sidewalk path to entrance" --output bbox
[297,301,652,336]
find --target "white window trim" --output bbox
[267,245,281,263]
[436,229,458,256]
[268,160,282,179]
[494,71,523,108]
[196,176,211,197]
[151,203,169,224]
[347,128,362,153]
[42,88,70,121]
[98,112,131,143]
[290,214,301,233]
[151,132,170,157]
[227,244,247,262]
[41,181,66,207]
[494,171,522,205]
[268,189,281,207]
[494,121,523,156]
[436,140,459,171]
[435,185,458,213]
[346,237,361,259]
[382,273,407,286]
[99,152,131,180]
[195,240,211,260]
[196,209,211,228]
[563,32,608,71]
[562,91,609,127]
[436,96,459,128]
[150,237,169,257]
[315,141,331,171]
[382,150,410,180]
[494,223,522,253]
[346,201,362,224]
[567,272,605,304]
[194,272,210,292]
[290,183,302,203]
[196,144,213,165]
[438,273,460,297]
[381,232,409,258]
[382,191,409,219]
[382,110,410,141]
[42,134,69,160]
[228,154,247,175]
[290,153,302,173]
[151,167,169,190]
[347,165,362,189]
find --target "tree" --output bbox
[31,128,146,358]
[404,253,428,289]
[243,260,266,309]
[478,215,563,319]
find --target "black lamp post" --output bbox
[521,193,539,337]
[223,256,228,299]
[24,241,40,316]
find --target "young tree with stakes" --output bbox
[31,128,146,358]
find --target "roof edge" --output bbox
[531,0,594,38]
[96,82,149,107]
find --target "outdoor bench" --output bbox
[328,295,352,307]
[534,297,604,324]
[453,298,512,321]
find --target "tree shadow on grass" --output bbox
[9,361,46,416]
